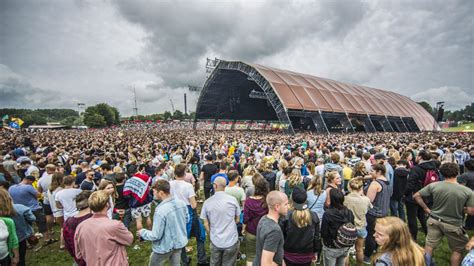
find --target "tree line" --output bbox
[417,102,473,122]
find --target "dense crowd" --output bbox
[0,128,473,266]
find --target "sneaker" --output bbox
[363,256,371,265]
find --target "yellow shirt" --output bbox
[343,166,353,181]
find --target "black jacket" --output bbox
[392,168,409,201]
[321,207,354,248]
[404,160,437,203]
[280,210,322,254]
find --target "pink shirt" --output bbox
[74,213,133,266]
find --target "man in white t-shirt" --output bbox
[170,164,207,265]
[37,164,57,234]
[55,175,82,221]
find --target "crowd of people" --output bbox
[0,128,473,266]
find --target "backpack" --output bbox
[423,169,440,187]
[334,222,357,248]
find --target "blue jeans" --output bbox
[390,199,406,222]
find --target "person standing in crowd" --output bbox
[324,153,343,180]
[123,172,153,231]
[414,162,474,266]
[458,159,474,229]
[170,163,207,266]
[113,173,132,228]
[344,178,372,266]
[454,145,470,173]
[0,215,19,266]
[200,155,218,199]
[324,171,342,208]
[79,170,97,191]
[55,175,82,222]
[306,176,326,223]
[63,191,93,266]
[101,163,116,183]
[98,179,116,219]
[372,217,425,265]
[405,150,436,240]
[254,191,288,266]
[37,164,56,242]
[243,176,268,266]
[8,175,53,245]
[280,186,321,266]
[1,188,33,266]
[47,172,65,249]
[201,176,241,265]
[74,190,133,265]
[138,180,189,266]
[321,189,355,266]
[390,160,409,221]
[364,164,390,264]
[225,170,246,208]
[374,153,394,193]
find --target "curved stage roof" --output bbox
[196,60,437,132]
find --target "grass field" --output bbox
[26,213,471,266]
[442,122,474,133]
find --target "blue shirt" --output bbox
[139,197,189,254]
[306,190,327,222]
[8,184,41,211]
[12,204,36,242]
[385,162,394,195]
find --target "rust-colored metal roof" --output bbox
[249,63,437,131]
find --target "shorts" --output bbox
[131,203,152,219]
[43,204,53,216]
[426,217,468,252]
[33,209,47,233]
[244,232,257,262]
[357,228,367,239]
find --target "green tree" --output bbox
[84,113,106,128]
[96,103,116,126]
[172,110,184,120]
[61,116,77,128]
[163,111,172,120]
[417,101,434,116]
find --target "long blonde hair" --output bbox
[308,175,323,195]
[287,168,302,188]
[0,188,16,216]
[292,209,311,228]
[373,217,425,266]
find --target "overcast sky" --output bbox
[1,0,472,116]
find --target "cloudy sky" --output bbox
[1,0,472,116]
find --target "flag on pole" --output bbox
[1,115,8,121]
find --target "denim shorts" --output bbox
[357,228,368,238]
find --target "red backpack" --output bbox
[423,169,440,186]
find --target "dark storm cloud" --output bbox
[114,0,369,88]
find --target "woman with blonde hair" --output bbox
[373,216,425,266]
[242,165,258,195]
[284,168,304,199]
[48,172,65,249]
[343,177,372,265]
[275,159,289,191]
[324,171,342,208]
[281,186,321,265]
[306,175,326,223]
[98,179,116,219]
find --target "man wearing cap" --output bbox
[200,176,241,265]
[9,175,54,244]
